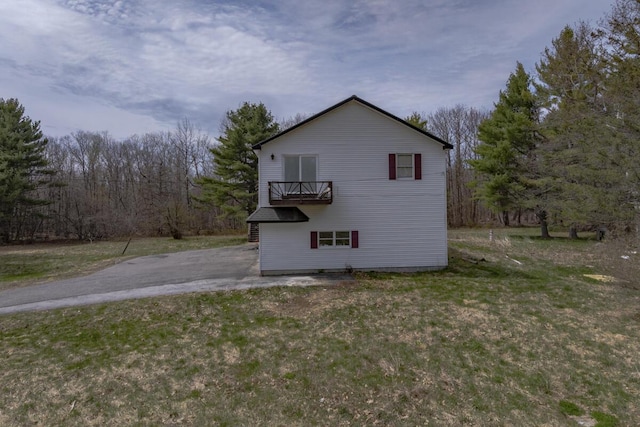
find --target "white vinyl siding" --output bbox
[256,100,448,274]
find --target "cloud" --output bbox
[0,0,615,139]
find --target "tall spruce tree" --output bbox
[0,98,52,242]
[198,102,279,222]
[600,0,640,238]
[469,62,540,227]
[535,23,614,238]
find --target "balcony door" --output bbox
[284,155,317,194]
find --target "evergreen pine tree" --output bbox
[0,98,53,242]
[535,23,617,238]
[600,0,640,238]
[469,62,540,226]
[198,102,279,222]
[404,112,428,130]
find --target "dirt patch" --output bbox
[263,280,359,318]
[583,274,616,282]
[570,415,596,426]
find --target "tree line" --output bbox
[1,118,221,242]
[469,0,640,239]
[0,100,287,242]
[414,105,493,227]
[1,0,638,243]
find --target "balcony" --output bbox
[269,181,333,205]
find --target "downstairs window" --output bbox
[311,231,359,249]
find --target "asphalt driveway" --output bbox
[0,244,351,315]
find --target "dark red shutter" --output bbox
[310,231,318,249]
[351,231,359,249]
[414,153,422,180]
[388,154,396,180]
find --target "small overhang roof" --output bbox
[246,207,309,223]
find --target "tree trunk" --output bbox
[535,207,550,238]
[569,225,578,239]
[540,220,550,239]
[502,211,510,226]
[166,207,183,240]
[0,222,10,244]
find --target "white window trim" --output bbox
[282,154,318,181]
[318,231,351,249]
[396,153,414,180]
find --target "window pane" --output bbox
[300,156,316,182]
[319,231,333,246]
[397,168,413,178]
[284,156,300,193]
[397,154,413,167]
[336,231,350,246]
[284,156,300,181]
[397,154,413,178]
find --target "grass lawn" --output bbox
[0,228,639,425]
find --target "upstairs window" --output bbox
[284,155,317,194]
[284,155,316,182]
[396,154,413,178]
[389,153,422,180]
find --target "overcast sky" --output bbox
[1,0,614,140]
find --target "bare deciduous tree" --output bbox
[428,105,491,227]
[36,122,215,240]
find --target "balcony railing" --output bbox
[269,181,333,205]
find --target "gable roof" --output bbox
[252,95,453,150]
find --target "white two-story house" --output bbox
[247,95,452,275]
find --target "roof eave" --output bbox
[246,207,310,223]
